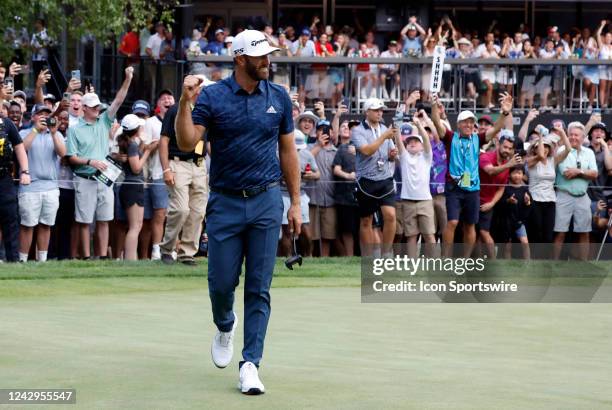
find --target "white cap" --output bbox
[294,129,307,149]
[295,110,319,124]
[457,110,477,123]
[363,98,386,111]
[232,29,279,57]
[121,114,145,131]
[225,36,234,43]
[82,93,102,108]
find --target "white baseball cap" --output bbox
[363,98,386,111]
[457,110,477,123]
[121,114,145,131]
[294,129,307,149]
[82,93,102,108]
[232,29,279,57]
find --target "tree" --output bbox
[0,0,177,61]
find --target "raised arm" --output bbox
[596,20,607,48]
[414,117,431,154]
[553,126,572,165]
[518,109,538,141]
[176,76,206,152]
[486,92,513,141]
[108,67,134,119]
[34,69,51,105]
[431,94,449,139]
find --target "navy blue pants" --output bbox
[206,185,283,368]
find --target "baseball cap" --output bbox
[32,103,52,115]
[457,110,477,123]
[407,24,417,31]
[389,40,398,46]
[157,89,174,100]
[589,122,610,140]
[478,115,493,125]
[13,90,26,101]
[363,98,386,111]
[400,123,413,137]
[316,119,331,129]
[301,28,311,37]
[9,100,21,109]
[499,129,515,143]
[457,37,471,46]
[43,93,56,101]
[82,93,102,108]
[294,129,307,149]
[232,29,279,57]
[121,114,145,131]
[224,36,234,43]
[296,110,319,124]
[131,100,150,116]
[215,28,225,35]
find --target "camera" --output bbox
[47,117,57,127]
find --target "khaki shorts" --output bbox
[309,205,337,240]
[74,176,114,224]
[395,201,405,236]
[400,199,436,237]
[433,194,447,235]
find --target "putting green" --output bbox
[1,261,612,409]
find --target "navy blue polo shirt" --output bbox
[192,74,294,190]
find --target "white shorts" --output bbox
[599,66,612,81]
[497,68,516,85]
[553,190,591,233]
[282,192,310,225]
[74,176,114,224]
[481,69,496,83]
[18,189,60,227]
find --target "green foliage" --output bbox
[0,0,178,61]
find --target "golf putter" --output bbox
[284,235,303,270]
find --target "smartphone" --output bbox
[71,70,81,81]
[290,86,297,94]
[63,92,71,101]
[18,65,30,74]
[41,64,49,72]
[3,77,14,88]
[341,97,349,107]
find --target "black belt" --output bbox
[211,182,279,198]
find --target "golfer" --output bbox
[175,30,301,395]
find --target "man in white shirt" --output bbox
[145,22,167,102]
[395,117,435,256]
[141,90,175,260]
[379,40,401,100]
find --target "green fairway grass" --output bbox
[1,258,612,409]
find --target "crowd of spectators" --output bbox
[0,15,611,262]
[164,17,612,113]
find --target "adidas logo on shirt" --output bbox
[266,106,277,114]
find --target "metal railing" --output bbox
[100,54,612,114]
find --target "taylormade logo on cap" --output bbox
[232,29,279,57]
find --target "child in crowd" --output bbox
[500,166,532,259]
[395,115,435,256]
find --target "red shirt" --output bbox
[119,32,140,63]
[479,150,509,205]
[313,42,334,71]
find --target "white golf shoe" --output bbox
[238,361,265,395]
[211,313,237,368]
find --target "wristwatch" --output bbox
[21,170,29,175]
[502,111,510,116]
